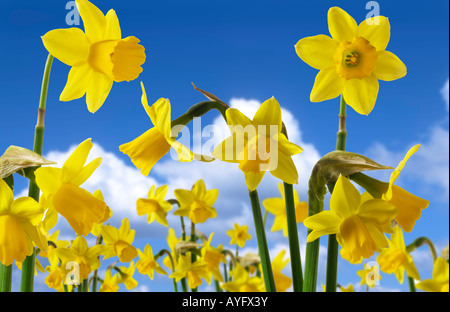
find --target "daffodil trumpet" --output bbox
[21,53,54,293]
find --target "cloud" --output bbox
[441,79,449,112]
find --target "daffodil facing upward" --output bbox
[41,0,145,113]
[226,223,252,248]
[137,184,172,226]
[212,97,302,191]
[35,138,107,236]
[173,179,219,224]
[356,263,382,288]
[295,7,407,115]
[120,82,194,176]
[101,218,138,263]
[169,252,209,289]
[0,179,47,266]
[221,263,265,292]
[304,175,398,264]
[136,244,167,280]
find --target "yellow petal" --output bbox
[104,9,121,40]
[226,108,253,128]
[203,189,219,207]
[339,215,377,262]
[342,75,379,115]
[432,257,449,283]
[101,225,119,244]
[71,236,89,256]
[358,16,390,51]
[373,51,407,81]
[168,139,194,162]
[174,189,195,207]
[62,138,93,183]
[310,67,345,102]
[211,133,244,163]
[10,197,43,225]
[415,279,443,292]
[86,70,113,113]
[34,167,63,196]
[277,134,303,156]
[327,7,358,43]
[192,179,206,199]
[110,36,145,82]
[357,198,397,225]
[75,0,106,43]
[262,198,284,215]
[41,28,89,66]
[59,62,93,102]
[0,178,14,214]
[71,158,102,187]
[119,127,172,176]
[252,97,282,134]
[304,211,341,242]
[244,171,265,191]
[148,97,172,139]
[0,214,29,265]
[330,175,361,218]
[295,35,338,70]
[269,152,298,185]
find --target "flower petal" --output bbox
[226,108,253,128]
[373,51,407,81]
[252,97,282,134]
[328,7,358,43]
[357,198,397,225]
[59,62,93,102]
[10,197,43,225]
[62,138,93,183]
[0,178,14,214]
[0,215,29,265]
[244,171,265,191]
[342,75,379,115]
[41,28,89,66]
[330,175,361,218]
[86,70,113,113]
[269,152,298,185]
[304,210,341,242]
[295,35,338,70]
[104,9,121,40]
[35,167,63,196]
[75,0,106,43]
[310,67,345,102]
[358,16,390,51]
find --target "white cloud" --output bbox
[441,79,449,112]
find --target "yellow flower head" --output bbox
[339,284,355,292]
[116,261,138,290]
[90,189,113,237]
[174,179,218,224]
[162,227,181,271]
[119,82,194,176]
[212,97,302,191]
[416,257,449,292]
[0,178,47,265]
[136,244,167,280]
[227,223,252,248]
[137,185,172,227]
[35,138,107,237]
[169,253,209,289]
[356,263,382,288]
[221,263,265,292]
[54,235,103,282]
[377,225,420,284]
[295,6,406,115]
[200,233,225,283]
[304,175,398,264]
[41,0,146,113]
[263,183,308,237]
[272,249,292,292]
[102,218,138,263]
[99,269,120,292]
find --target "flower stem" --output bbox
[0,264,12,292]
[406,237,438,262]
[248,189,276,292]
[91,235,103,292]
[325,95,347,292]
[408,276,417,292]
[20,53,54,292]
[283,182,303,292]
[190,221,198,292]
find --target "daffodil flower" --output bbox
[221,263,265,292]
[137,184,172,227]
[377,225,420,284]
[416,257,449,292]
[339,284,355,292]
[169,252,209,289]
[174,179,218,224]
[226,223,252,248]
[0,178,47,266]
[200,233,225,284]
[304,175,398,264]
[90,189,113,237]
[272,250,292,292]
[115,261,138,290]
[162,228,181,271]
[120,82,194,176]
[136,244,167,280]
[263,183,308,237]
[54,235,103,282]
[99,268,120,292]
[41,0,145,113]
[101,218,138,263]
[295,6,406,115]
[382,144,429,233]
[35,138,107,236]
[356,263,382,288]
[212,97,302,191]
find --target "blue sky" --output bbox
[0,0,448,292]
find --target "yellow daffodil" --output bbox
[44,238,67,291]
[0,178,47,265]
[44,265,64,291]
[263,183,308,237]
[116,261,138,290]
[382,145,429,233]
[377,225,420,284]
[227,223,252,248]
[102,218,138,263]
[136,244,167,280]
[137,184,172,227]
[221,263,265,292]
[54,235,103,282]
[99,269,120,292]
[35,138,106,236]
[90,189,113,237]
[272,250,292,292]
[120,82,194,176]
[356,263,382,288]
[200,233,225,284]
[212,97,302,191]
[416,257,449,292]
[295,6,406,115]
[174,179,218,224]
[162,228,181,271]
[170,253,209,289]
[304,175,398,264]
[339,284,355,292]
[41,0,145,113]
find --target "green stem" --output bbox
[190,221,198,292]
[223,262,229,283]
[408,276,417,292]
[283,183,303,292]
[21,53,54,292]
[406,237,438,262]
[325,95,347,292]
[248,189,276,292]
[91,235,103,292]
[0,264,12,292]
